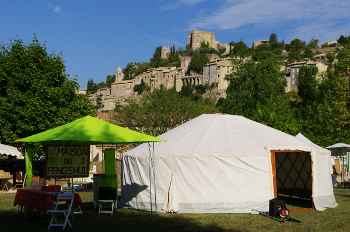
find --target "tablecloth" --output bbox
[14,188,82,212]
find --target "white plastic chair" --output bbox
[48,192,74,230]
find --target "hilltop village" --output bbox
[87,30,337,112]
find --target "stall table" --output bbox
[14,188,82,213]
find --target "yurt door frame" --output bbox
[271,150,313,202]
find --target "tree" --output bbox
[297,65,319,105]
[287,38,306,62]
[150,46,167,67]
[105,74,116,87]
[269,33,278,45]
[336,48,350,76]
[200,41,210,49]
[303,71,350,145]
[114,88,217,135]
[96,95,104,110]
[307,39,319,49]
[230,41,250,57]
[123,63,138,80]
[0,39,95,143]
[133,79,149,95]
[87,79,98,94]
[168,49,181,67]
[218,59,300,134]
[338,35,350,48]
[186,51,209,74]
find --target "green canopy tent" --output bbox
[16,115,160,190]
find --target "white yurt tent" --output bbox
[295,133,337,210]
[122,114,336,213]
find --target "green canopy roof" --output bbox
[16,116,160,144]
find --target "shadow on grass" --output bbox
[335,193,350,198]
[0,202,242,232]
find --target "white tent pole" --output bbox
[148,143,153,214]
[152,142,157,211]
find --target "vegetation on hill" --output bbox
[0,38,95,143]
[114,87,217,135]
[93,32,349,146]
[86,74,116,94]
[218,34,350,146]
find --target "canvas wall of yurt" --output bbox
[121,114,337,213]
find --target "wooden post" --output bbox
[271,151,277,197]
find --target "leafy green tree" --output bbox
[150,46,168,67]
[187,51,209,74]
[230,41,250,57]
[114,88,217,135]
[336,48,350,76]
[133,79,149,95]
[297,65,319,105]
[123,63,138,80]
[307,39,319,49]
[96,81,107,89]
[287,38,306,62]
[87,79,98,94]
[200,41,210,49]
[105,74,116,87]
[269,33,278,45]
[218,59,300,134]
[304,47,314,59]
[168,49,181,67]
[338,35,350,48]
[303,72,350,145]
[96,95,104,110]
[0,39,95,143]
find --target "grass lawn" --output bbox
[0,189,349,232]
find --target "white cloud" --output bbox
[191,0,350,41]
[52,5,61,14]
[48,2,62,14]
[177,0,206,5]
[161,0,206,11]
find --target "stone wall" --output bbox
[203,57,237,95]
[285,61,328,92]
[187,29,217,49]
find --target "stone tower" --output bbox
[160,46,171,59]
[114,67,124,83]
[187,29,217,50]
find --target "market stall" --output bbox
[0,143,23,190]
[327,143,350,187]
[15,115,159,221]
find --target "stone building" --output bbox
[253,40,269,48]
[180,55,192,74]
[187,29,217,49]
[203,57,237,97]
[160,46,171,59]
[134,66,184,92]
[285,61,328,92]
[89,67,137,111]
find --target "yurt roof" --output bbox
[296,133,330,155]
[126,114,311,157]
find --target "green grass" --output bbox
[0,189,349,231]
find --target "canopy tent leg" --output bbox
[103,148,117,189]
[24,145,34,187]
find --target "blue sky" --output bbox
[1,0,349,89]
